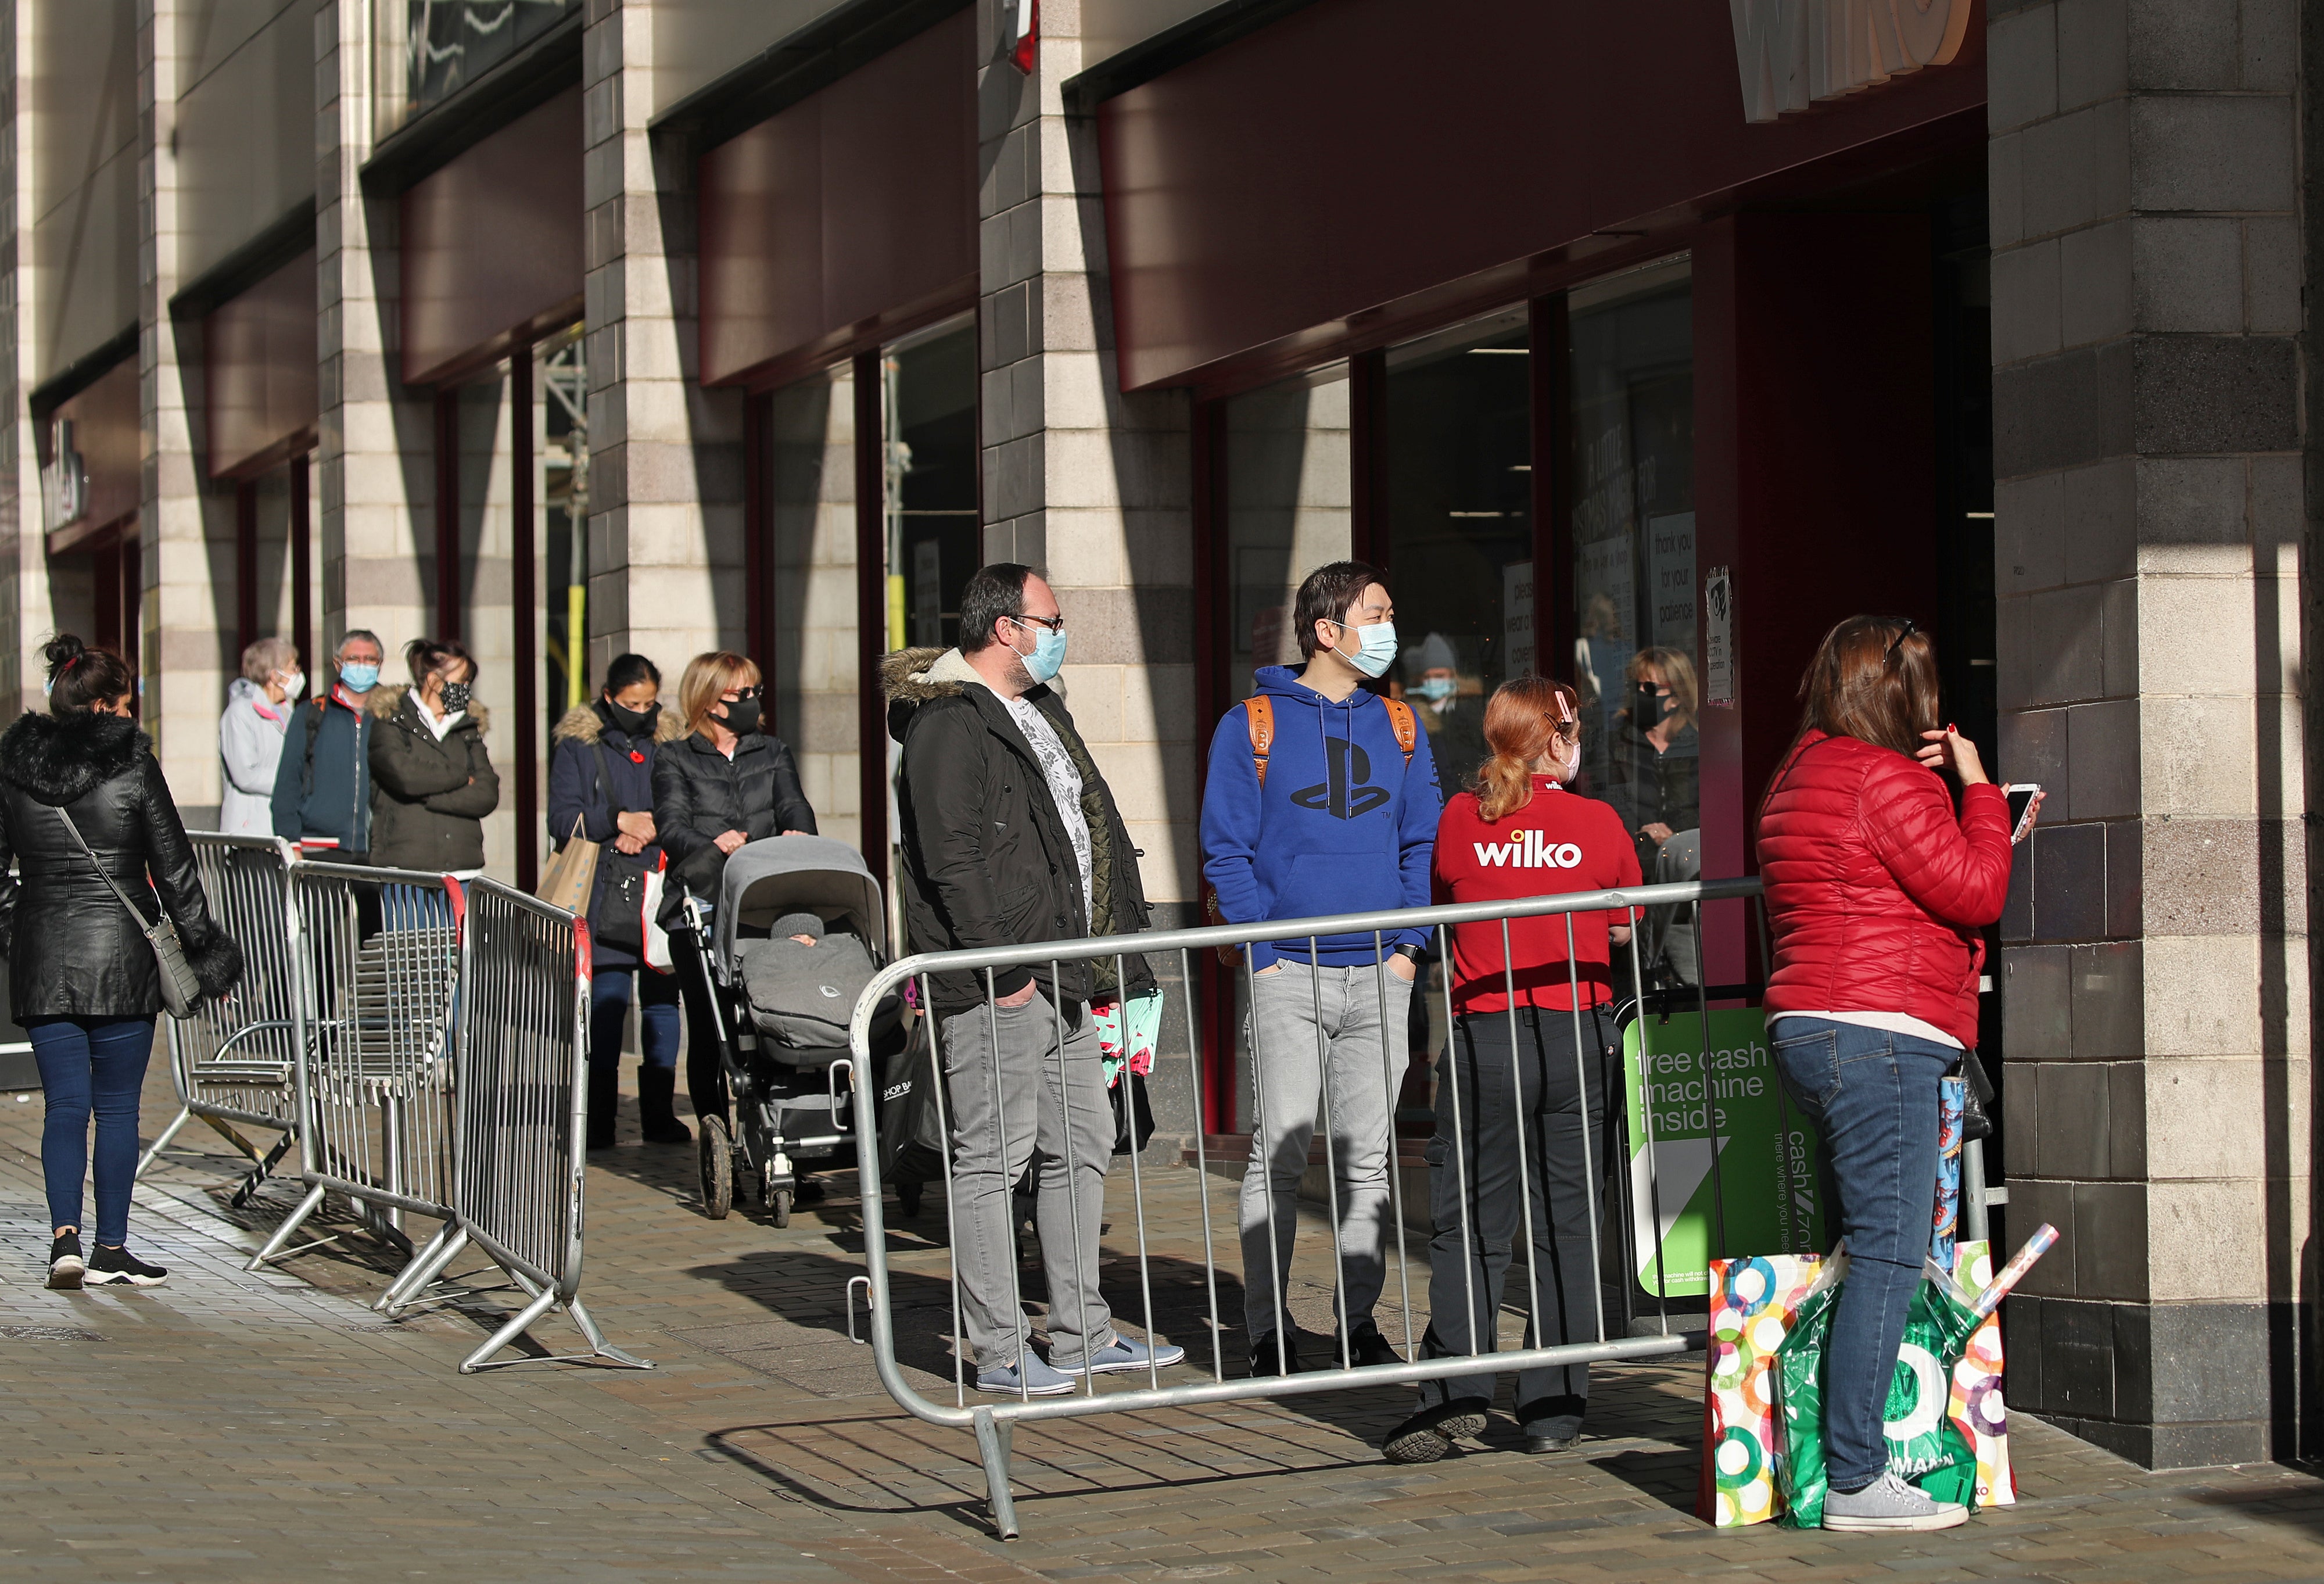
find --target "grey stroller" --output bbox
[675,836,905,1225]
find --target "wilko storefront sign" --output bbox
[1730,0,1971,123]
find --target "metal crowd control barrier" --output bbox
[846,876,1998,1538]
[247,864,467,1292]
[434,878,650,1372]
[137,834,303,1200]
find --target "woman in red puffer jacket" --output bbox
[1757,615,2037,1535]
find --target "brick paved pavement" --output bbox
[2,1058,2323,1582]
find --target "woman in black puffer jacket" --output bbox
[651,650,816,1119]
[1,636,242,1291]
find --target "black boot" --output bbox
[639,1065,692,1145]
[586,1055,620,1150]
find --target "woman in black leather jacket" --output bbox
[1,636,242,1289]
[651,650,816,1120]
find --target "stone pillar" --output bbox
[0,0,31,712]
[316,1,431,673]
[1988,0,2310,1465]
[582,0,742,686]
[975,0,1197,912]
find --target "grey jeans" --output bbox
[938,990,1116,1372]
[1239,958,1412,1340]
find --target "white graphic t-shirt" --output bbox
[1003,694,1094,921]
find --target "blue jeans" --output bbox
[590,966,681,1071]
[1770,1016,1953,1491]
[29,1016,157,1246]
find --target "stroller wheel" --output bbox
[699,1115,734,1220]
[898,1180,923,1218]
[770,1187,793,1228]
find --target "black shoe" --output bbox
[1382,1400,1490,1464]
[46,1234,83,1291]
[85,1245,167,1287]
[1247,1331,1315,1377]
[1518,1395,1585,1454]
[1349,1320,1403,1368]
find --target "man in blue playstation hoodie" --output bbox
[1202,561,1440,1376]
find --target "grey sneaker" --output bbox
[1822,1469,1968,1532]
[974,1352,1075,1397]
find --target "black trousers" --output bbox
[1416,1004,1612,1414]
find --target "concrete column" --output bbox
[141,0,235,812]
[975,0,1197,912]
[1988,0,2310,1465]
[316,0,431,673]
[0,0,33,712]
[582,0,741,687]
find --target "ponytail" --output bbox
[1472,676,1581,822]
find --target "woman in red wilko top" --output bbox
[1758,615,2037,1533]
[1381,677,1640,1467]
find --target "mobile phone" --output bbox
[2004,784,2040,845]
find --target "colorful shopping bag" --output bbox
[1697,1252,1830,1527]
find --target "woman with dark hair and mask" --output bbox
[367,636,500,879]
[549,653,689,1148]
[652,650,816,1123]
[1,635,243,1288]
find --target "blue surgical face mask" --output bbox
[1332,619,1398,680]
[1411,676,1455,703]
[339,661,381,693]
[1018,621,1067,683]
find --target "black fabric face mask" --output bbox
[605,699,659,739]
[1631,682,1665,731]
[716,696,763,736]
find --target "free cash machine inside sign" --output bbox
[1622,1008,1823,1299]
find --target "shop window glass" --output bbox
[1222,366,1352,703]
[1382,309,1532,795]
[883,320,980,653]
[543,332,587,736]
[1568,266,1699,980]
[766,365,860,851]
[397,1,578,124]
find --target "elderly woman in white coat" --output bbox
[218,637,303,836]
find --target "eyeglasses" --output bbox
[1882,618,1918,664]
[1009,612,1066,635]
[720,686,763,701]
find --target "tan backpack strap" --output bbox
[1383,697,1417,765]
[1246,696,1275,788]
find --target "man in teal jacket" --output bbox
[270,629,383,856]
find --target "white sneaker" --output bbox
[1823,1469,1968,1531]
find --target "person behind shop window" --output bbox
[652,650,816,1127]
[1201,560,1441,1378]
[365,640,500,913]
[4,635,244,1290]
[550,653,688,1150]
[1380,676,1638,1464]
[884,563,1178,1395]
[1758,614,2039,1532]
[1572,593,1625,786]
[220,637,302,837]
[1602,644,1700,870]
[270,628,385,863]
[1405,630,1487,794]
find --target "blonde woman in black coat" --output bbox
[0,636,242,1288]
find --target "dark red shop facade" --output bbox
[1075,1,1996,1131]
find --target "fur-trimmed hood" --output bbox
[0,709,149,807]
[879,646,977,704]
[552,700,686,747]
[367,682,489,735]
